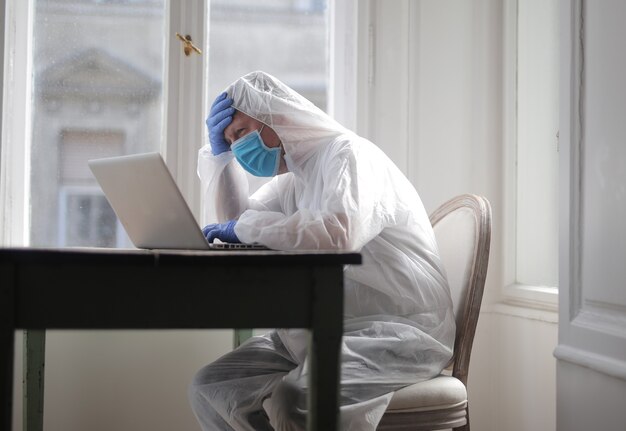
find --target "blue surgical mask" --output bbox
[231,125,281,177]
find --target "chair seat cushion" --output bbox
[386,375,467,413]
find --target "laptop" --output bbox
[88,152,267,250]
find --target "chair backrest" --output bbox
[429,194,491,386]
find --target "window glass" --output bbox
[515,0,559,287]
[207,0,329,110]
[30,0,165,247]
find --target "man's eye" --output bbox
[236,128,246,138]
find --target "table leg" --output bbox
[233,329,253,348]
[1,263,15,431]
[0,328,14,431]
[307,266,344,431]
[23,330,45,431]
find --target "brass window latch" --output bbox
[176,33,202,56]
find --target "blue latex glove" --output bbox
[202,220,240,244]
[206,92,235,155]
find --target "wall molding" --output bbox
[584,299,626,316]
[554,344,626,381]
[573,306,626,339]
[568,0,584,322]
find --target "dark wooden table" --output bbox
[0,247,360,431]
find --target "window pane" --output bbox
[207,0,329,110]
[30,0,165,247]
[516,0,560,287]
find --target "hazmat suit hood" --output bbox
[226,71,349,170]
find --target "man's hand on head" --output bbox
[207,92,235,155]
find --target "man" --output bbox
[189,71,455,431]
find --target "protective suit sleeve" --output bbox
[197,144,249,224]
[247,174,294,213]
[235,140,388,251]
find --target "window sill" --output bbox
[502,283,558,310]
[486,283,559,323]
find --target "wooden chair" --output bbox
[377,194,492,431]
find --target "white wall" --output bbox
[556,1,626,429]
[362,2,557,430]
[470,312,557,431]
[12,330,233,431]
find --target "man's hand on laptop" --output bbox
[202,220,241,244]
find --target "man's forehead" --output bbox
[232,110,256,124]
[226,111,246,129]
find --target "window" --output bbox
[1,0,331,248]
[503,0,559,308]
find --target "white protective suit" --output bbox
[189,71,456,431]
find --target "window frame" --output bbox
[164,0,207,221]
[328,0,359,133]
[1,0,33,246]
[501,0,558,313]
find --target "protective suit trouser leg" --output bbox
[264,349,401,431]
[190,330,413,431]
[189,332,298,431]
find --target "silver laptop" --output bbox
[88,152,267,250]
